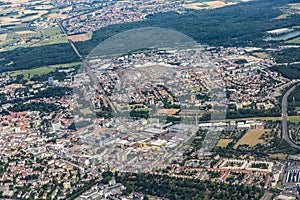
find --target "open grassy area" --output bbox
[33,35,68,46]
[268,153,288,160]
[0,43,31,52]
[135,108,151,112]
[233,129,271,149]
[5,32,15,40]
[0,39,18,48]
[80,108,93,115]
[216,139,233,148]
[87,31,93,39]
[286,36,300,44]
[289,115,300,122]
[228,117,282,121]
[43,27,62,37]
[253,52,270,59]
[10,62,82,80]
[211,116,300,122]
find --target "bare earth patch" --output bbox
[80,108,93,115]
[184,0,251,10]
[157,109,180,115]
[290,3,300,11]
[267,28,291,34]
[68,34,90,42]
[217,139,233,148]
[0,34,7,41]
[268,153,288,160]
[48,13,68,20]
[184,3,206,10]
[203,1,227,8]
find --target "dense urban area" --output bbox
[0,0,300,199]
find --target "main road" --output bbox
[281,81,300,149]
[58,21,135,132]
[59,21,118,113]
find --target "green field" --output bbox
[5,32,15,40]
[86,31,93,40]
[0,28,65,51]
[0,39,18,48]
[286,36,300,44]
[289,116,300,122]
[0,43,31,52]
[33,35,68,46]
[135,108,151,112]
[10,62,82,80]
[43,27,62,36]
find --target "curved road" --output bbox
[281,82,300,149]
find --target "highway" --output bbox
[281,82,300,149]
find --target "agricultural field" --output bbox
[184,0,250,10]
[0,30,43,51]
[266,28,291,34]
[0,1,73,51]
[33,35,68,46]
[0,34,7,42]
[233,129,272,149]
[14,30,41,39]
[68,33,92,42]
[0,0,53,26]
[47,6,71,20]
[276,3,300,19]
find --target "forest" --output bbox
[115,172,265,200]
[75,0,300,55]
[271,48,300,79]
[0,0,299,73]
[288,85,300,115]
[271,64,300,79]
[9,102,61,113]
[272,48,300,64]
[226,107,281,119]
[0,44,80,73]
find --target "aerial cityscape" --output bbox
[0,0,300,199]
